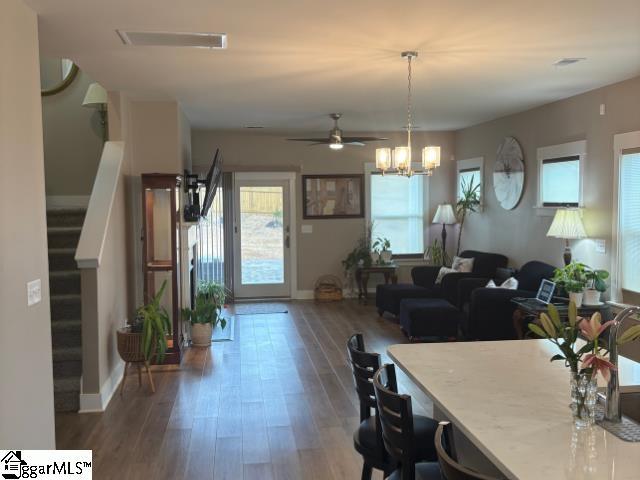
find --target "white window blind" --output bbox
[458,168,481,201]
[620,152,640,293]
[541,156,580,206]
[370,174,424,255]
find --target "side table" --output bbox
[355,264,398,305]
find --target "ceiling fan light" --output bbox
[376,148,391,171]
[393,146,411,170]
[329,142,344,150]
[422,146,441,169]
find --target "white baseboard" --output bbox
[294,290,315,300]
[47,195,90,209]
[79,359,124,413]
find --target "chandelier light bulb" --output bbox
[422,146,441,169]
[376,148,391,171]
[393,146,411,171]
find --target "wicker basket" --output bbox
[117,328,146,363]
[314,275,343,302]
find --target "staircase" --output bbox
[47,208,85,412]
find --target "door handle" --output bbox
[285,235,290,248]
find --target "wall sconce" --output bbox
[82,82,108,142]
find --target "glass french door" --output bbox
[233,174,292,298]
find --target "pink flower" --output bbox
[579,312,615,341]
[582,354,617,382]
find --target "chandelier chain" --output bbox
[407,55,412,146]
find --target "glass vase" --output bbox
[569,371,598,428]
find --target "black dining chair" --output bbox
[347,334,439,480]
[436,422,498,480]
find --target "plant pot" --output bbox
[380,250,393,264]
[569,291,584,308]
[371,251,380,264]
[191,323,212,347]
[583,289,601,305]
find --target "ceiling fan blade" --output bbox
[341,136,388,143]
[343,142,365,146]
[286,138,330,143]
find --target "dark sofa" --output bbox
[466,260,557,340]
[375,250,509,316]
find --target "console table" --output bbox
[355,264,397,305]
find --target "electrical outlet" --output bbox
[27,279,42,306]
[594,239,606,254]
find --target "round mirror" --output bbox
[40,57,79,97]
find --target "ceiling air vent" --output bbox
[552,57,586,67]
[116,30,227,49]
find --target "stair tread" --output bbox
[51,319,81,330]
[48,248,76,254]
[51,293,81,300]
[53,346,82,361]
[47,208,86,214]
[54,376,81,393]
[48,226,82,233]
[49,270,80,278]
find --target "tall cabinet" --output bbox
[141,173,182,364]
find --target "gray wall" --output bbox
[41,65,104,196]
[191,130,456,291]
[455,75,640,275]
[0,0,56,448]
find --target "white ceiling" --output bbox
[27,0,640,131]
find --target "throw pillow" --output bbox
[485,279,497,288]
[500,277,519,290]
[451,256,474,273]
[435,267,457,284]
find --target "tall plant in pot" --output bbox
[372,237,392,264]
[342,223,373,289]
[455,177,481,255]
[182,281,227,347]
[553,262,587,307]
[584,268,609,305]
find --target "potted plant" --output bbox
[372,237,392,264]
[455,177,481,255]
[342,223,373,275]
[424,239,451,267]
[182,281,227,347]
[552,262,588,307]
[583,268,609,305]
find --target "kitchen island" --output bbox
[388,340,640,480]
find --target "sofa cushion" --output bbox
[515,261,557,292]
[459,250,509,276]
[376,283,442,316]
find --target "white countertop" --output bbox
[388,340,640,480]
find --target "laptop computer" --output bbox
[514,279,562,309]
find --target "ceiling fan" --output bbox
[287,113,387,150]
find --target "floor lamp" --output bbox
[432,204,457,265]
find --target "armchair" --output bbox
[467,261,557,340]
[375,250,508,316]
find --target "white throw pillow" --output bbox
[435,267,457,284]
[485,280,497,288]
[451,256,474,273]
[500,277,519,290]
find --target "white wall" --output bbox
[0,0,56,448]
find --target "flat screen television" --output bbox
[201,148,222,218]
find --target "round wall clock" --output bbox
[493,136,525,210]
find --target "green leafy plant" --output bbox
[553,262,588,294]
[182,281,228,329]
[133,280,172,363]
[424,238,451,267]
[455,177,481,255]
[585,268,609,293]
[342,223,373,276]
[372,237,391,253]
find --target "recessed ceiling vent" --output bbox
[553,57,586,67]
[116,30,227,49]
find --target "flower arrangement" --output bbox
[530,301,640,426]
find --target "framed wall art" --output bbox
[302,174,364,219]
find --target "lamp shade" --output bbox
[546,208,587,239]
[82,83,107,108]
[432,204,457,225]
[376,147,391,171]
[392,146,410,170]
[422,146,441,169]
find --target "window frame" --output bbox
[612,131,640,304]
[364,162,429,259]
[456,157,484,211]
[536,140,586,213]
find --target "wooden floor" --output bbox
[56,300,434,480]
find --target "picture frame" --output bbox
[302,174,364,219]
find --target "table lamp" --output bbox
[546,208,587,265]
[432,204,457,264]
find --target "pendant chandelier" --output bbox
[375,51,440,177]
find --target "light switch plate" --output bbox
[27,279,42,306]
[301,224,313,234]
[595,239,606,254]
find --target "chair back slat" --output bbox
[436,422,498,480]
[347,333,381,419]
[373,364,416,480]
